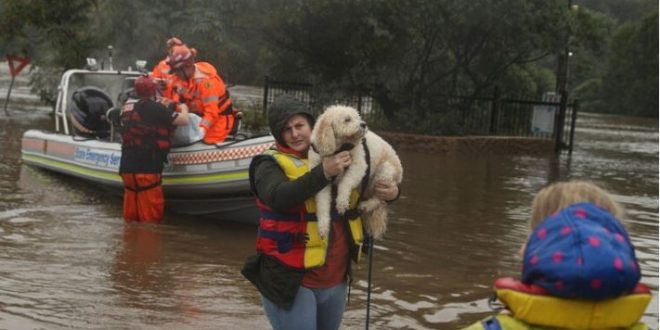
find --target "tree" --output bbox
[600,12,658,117]
[565,6,616,113]
[0,0,101,107]
[0,0,99,68]
[576,0,657,23]
[1,0,655,119]
[599,11,658,117]
[257,0,571,127]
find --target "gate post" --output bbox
[568,99,579,155]
[489,86,501,134]
[262,75,270,114]
[357,92,363,115]
[554,89,568,153]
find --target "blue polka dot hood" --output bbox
[522,202,641,300]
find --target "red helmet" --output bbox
[168,45,194,70]
[166,37,183,50]
[134,76,157,99]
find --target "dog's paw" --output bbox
[335,198,349,214]
[358,198,381,213]
[318,222,330,239]
[367,224,386,240]
[364,208,388,239]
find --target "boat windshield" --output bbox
[55,70,141,135]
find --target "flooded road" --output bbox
[0,108,657,329]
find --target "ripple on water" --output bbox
[7,217,42,224]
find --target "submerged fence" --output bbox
[263,76,578,154]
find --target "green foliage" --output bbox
[239,102,269,135]
[0,0,655,120]
[0,0,100,107]
[28,66,61,111]
[573,78,605,113]
[576,0,657,23]
[256,0,572,126]
[599,11,658,117]
[499,64,555,99]
[0,0,99,68]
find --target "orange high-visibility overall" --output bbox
[151,59,170,81]
[120,173,164,223]
[165,62,235,144]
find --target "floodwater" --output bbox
[0,108,657,329]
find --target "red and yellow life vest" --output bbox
[120,99,173,151]
[472,314,649,330]
[255,149,364,270]
[462,277,652,330]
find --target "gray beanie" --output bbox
[268,94,315,146]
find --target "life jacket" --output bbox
[477,314,649,330]
[252,148,365,270]
[120,99,173,151]
[470,277,651,330]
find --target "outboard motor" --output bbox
[68,87,113,139]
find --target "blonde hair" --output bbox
[530,180,624,229]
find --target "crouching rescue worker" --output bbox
[165,44,236,144]
[151,36,198,96]
[119,75,190,222]
[151,37,183,93]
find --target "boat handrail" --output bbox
[54,69,140,135]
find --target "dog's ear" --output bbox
[312,115,336,156]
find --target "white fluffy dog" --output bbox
[308,105,403,239]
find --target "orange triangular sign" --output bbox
[6,55,31,78]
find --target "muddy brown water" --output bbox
[0,108,657,329]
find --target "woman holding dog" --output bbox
[242,94,399,330]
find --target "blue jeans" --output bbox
[262,281,348,330]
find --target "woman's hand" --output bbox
[374,181,399,202]
[322,151,352,179]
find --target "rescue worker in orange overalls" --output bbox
[151,37,183,84]
[151,37,197,96]
[164,44,236,144]
[119,75,190,222]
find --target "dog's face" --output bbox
[311,105,367,156]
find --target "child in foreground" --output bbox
[463,180,651,330]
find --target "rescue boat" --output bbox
[20,68,274,224]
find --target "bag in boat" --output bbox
[170,113,204,147]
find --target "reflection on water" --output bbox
[0,109,657,329]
